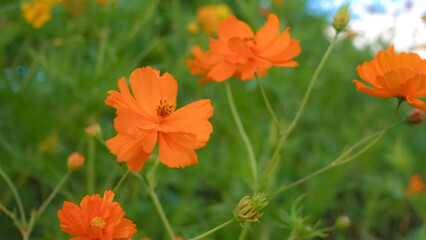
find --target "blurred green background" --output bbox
[1,0,425,239]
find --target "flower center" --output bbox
[156,99,175,123]
[90,216,106,229]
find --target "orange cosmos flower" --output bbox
[105,67,214,171]
[405,174,425,196]
[188,14,301,82]
[353,46,426,110]
[58,190,137,240]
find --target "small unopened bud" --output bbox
[333,4,351,32]
[234,193,268,223]
[67,152,85,170]
[406,108,425,125]
[85,123,101,137]
[187,20,199,34]
[335,215,351,229]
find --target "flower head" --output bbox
[67,152,85,170]
[197,4,232,34]
[188,14,301,82]
[21,0,58,28]
[58,190,137,239]
[353,46,426,110]
[105,67,214,171]
[405,174,425,197]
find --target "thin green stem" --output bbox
[271,100,402,197]
[255,73,281,131]
[133,173,176,240]
[225,81,258,192]
[0,202,23,233]
[35,171,70,218]
[87,137,95,194]
[0,165,27,227]
[269,33,340,172]
[24,171,71,239]
[283,34,339,138]
[189,219,234,240]
[112,169,130,193]
[238,227,248,240]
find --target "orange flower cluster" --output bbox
[196,4,233,34]
[353,46,426,110]
[188,14,301,82]
[105,67,214,171]
[21,0,58,28]
[58,190,137,240]
[405,174,425,196]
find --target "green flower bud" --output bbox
[333,4,351,32]
[335,215,351,229]
[234,193,268,223]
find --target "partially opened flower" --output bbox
[58,190,137,240]
[353,46,426,110]
[188,13,301,82]
[105,67,214,171]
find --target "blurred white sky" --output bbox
[308,0,426,57]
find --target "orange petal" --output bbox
[70,237,91,240]
[255,13,280,51]
[406,97,426,111]
[58,202,86,235]
[228,37,255,58]
[129,67,177,116]
[210,38,231,56]
[162,99,213,140]
[217,15,254,42]
[266,39,301,63]
[112,218,137,239]
[106,78,146,115]
[353,80,394,97]
[158,132,199,168]
[258,28,291,58]
[106,134,153,172]
[208,61,237,81]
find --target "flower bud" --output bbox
[332,4,351,32]
[335,215,351,229]
[187,20,199,34]
[85,123,101,137]
[234,193,268,223]
[67,152,85,170]
[406,108,425,125]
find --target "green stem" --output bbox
[25,171,71,238]
[269,33,340,171]
[271,100,402,197]
[225,81,258,192]
[238,227,248,240]
[255,73,281,131]
[0,165,27,227]
[133,173,176,240]
[87,137,95,194]
[189,219,234,240]
[112,169,130,193]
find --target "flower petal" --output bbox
[161,99,213,140]
[208,61,237,82]
[255,13,280,51]
[217,15,254,42]
[406,96,426,111]
[158,132,199,168]
[353,80,394,97]
[112,218,138,239]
